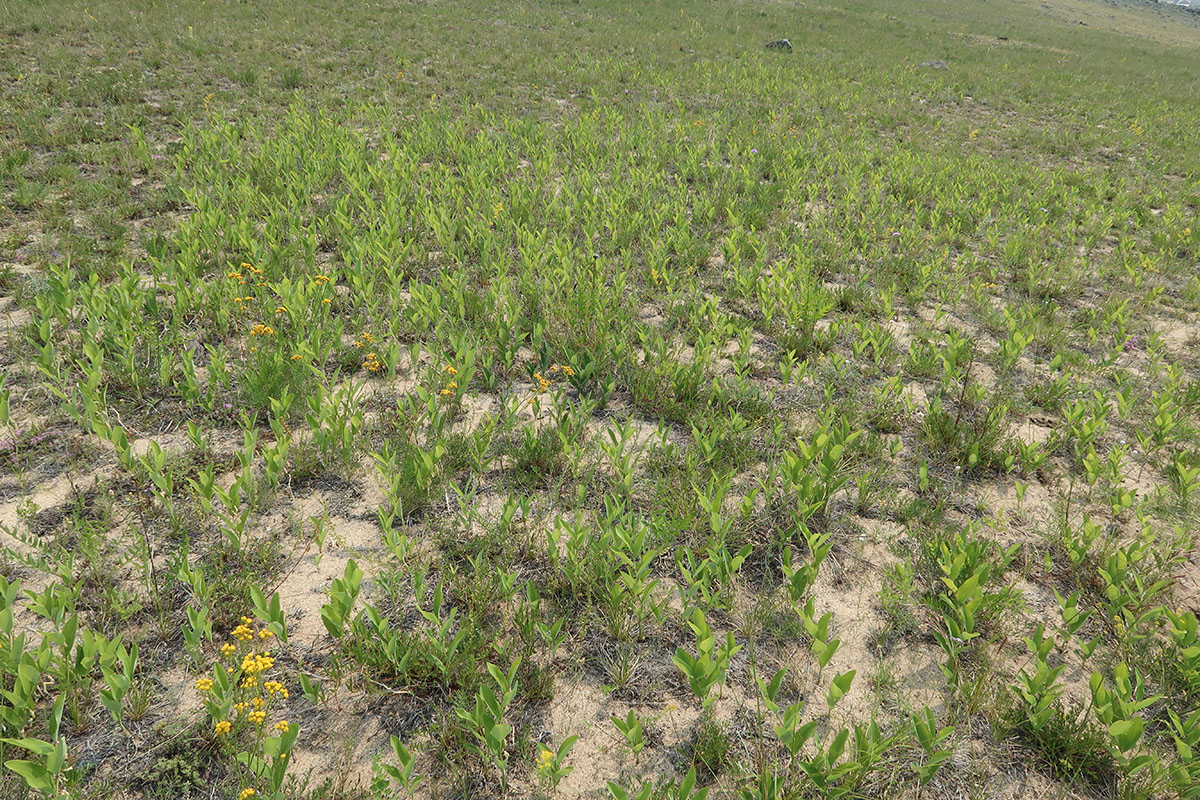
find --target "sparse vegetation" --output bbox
[1,0,1200,797]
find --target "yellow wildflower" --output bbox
[536,747,555,777]
[215,720,232,736]
[195,677,214,691]
[241,652,275,674]
[264,680,286,696]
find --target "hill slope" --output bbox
[1,1,1199,799]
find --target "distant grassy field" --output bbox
[1,0,1200,798]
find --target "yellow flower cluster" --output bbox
[232,619,255,641]
[250,324,275,337]
[210,614,297,750]
[355,332,382,372]
[239,789,256,800]
[439,365,460,398]
[536,747,555,776]
[243,262,263,277]
[313,274,330,285]
[241,652,275,675]
[526,364,575,405]
[227,271,245,285]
